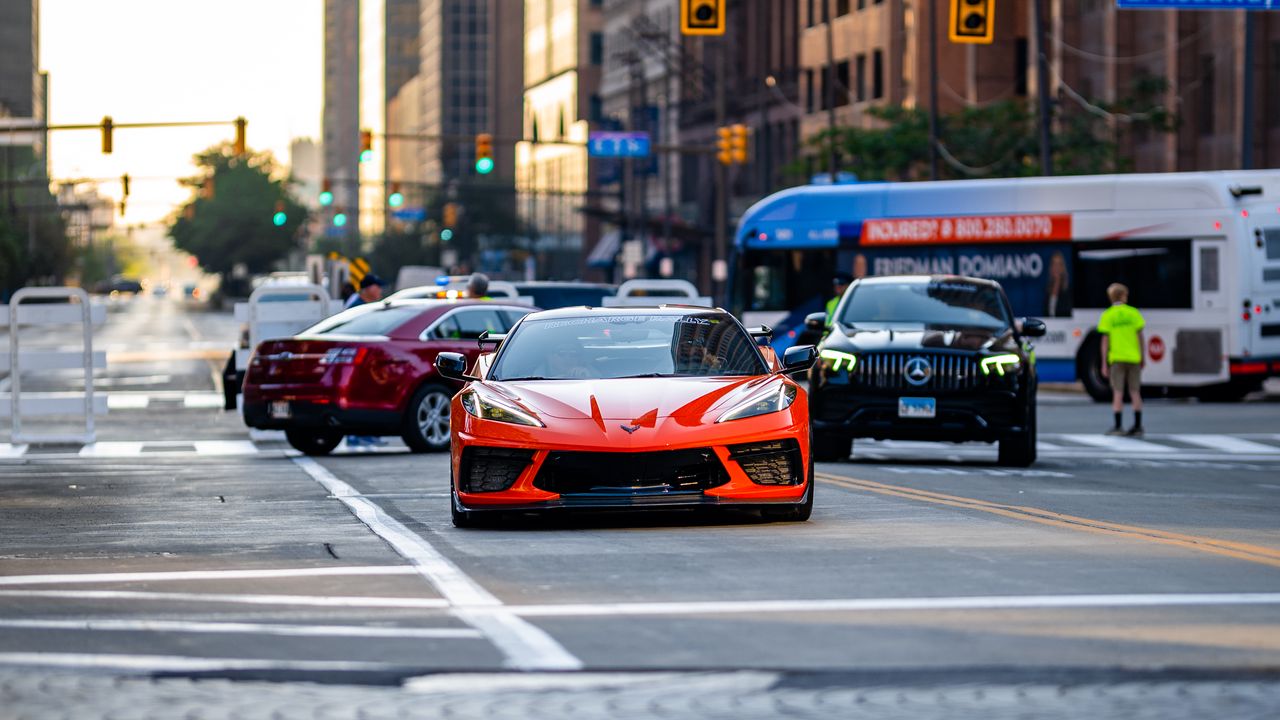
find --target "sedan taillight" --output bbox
[320,347,368,365]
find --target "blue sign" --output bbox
[1117,0,1273,8]
[588,131,651,158]
[391,207,427,222]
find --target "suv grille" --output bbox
[460,447,534,493]
[533,448,729,496]
[728,440,803,485]
[852,352,986,391]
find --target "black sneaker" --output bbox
[1105,427,1126,436]
[1126,426,1145,438]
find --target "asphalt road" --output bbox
[1,296,1278,719]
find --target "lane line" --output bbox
[1058,434,1177,453]
[819,473,1280,568]
[0,619,482,639]
[0,589,451,609]
[498,592,1280,618]
[291,455,582,671]
[0,565,419,586]
[106,394,150,410]
[192,440,259,456]
[78,442,144,458]
[0,443,27,458]
[0,652,404,673]
[1167,434,1280,455]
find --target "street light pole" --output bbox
[824,0,838,179]
[928,0,940,181]
[1032,0,1054,176]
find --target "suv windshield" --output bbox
[839,280,1012,331]
[491,312,767,380]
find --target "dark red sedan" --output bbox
[243,299,536,455]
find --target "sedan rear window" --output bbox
[303,305,423,337]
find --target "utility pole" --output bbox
[1032,0,1054,176]
[928,0,940,180]
[824,0,838,179]
[1241,11,1256,170]
[714,35,728,301]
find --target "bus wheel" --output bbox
[1077,334,1111,403]
[1196,380,1260,403]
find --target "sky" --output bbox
[40,0,324,226]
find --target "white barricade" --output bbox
[602,279,713,308]
[232,284,343,371]
[0,287,107,444]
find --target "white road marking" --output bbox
[1169,434,1280,454]
[0,589,451,609]
[0,443,27,458]
[106,394,150,410]
[497,592,1280,618]
[0,619,482,639]
[292,455,582,671]
[1052,434,1178,453]
[0,565,419,586]
[78,442,145,457]
[0,652,405,673]
[183,393,225,408]
[191,440,259,456]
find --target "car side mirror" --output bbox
[781,344,817,373]
[804,312,827,331]
[1020,317,1047,338]
[434,352,475,381]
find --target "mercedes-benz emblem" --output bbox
[904,356,933,386]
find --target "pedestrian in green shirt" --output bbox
[1097,283,1146,436]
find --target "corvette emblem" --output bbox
[620,424,640,434]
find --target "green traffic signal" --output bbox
[319,191,334,206]
[333,213,348,227]
[440,228,453,241]
[475,157,494,175]
[388,192,404,207]
[272,211,287,226]
[359,149,373,163]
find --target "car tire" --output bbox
[812,433,851,462]
[998,394,1037,467]
[402,383,453,453]
[285,429,343,456]
[764,467,814,522]
[451,489,488,528]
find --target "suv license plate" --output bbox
[270,401,291,419]
[898,397,936,419]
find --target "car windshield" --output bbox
[839,280,1012,331]
[490,312,768,380]
[302,304,423,337]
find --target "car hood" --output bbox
[487,375,780,423]
[824,325,1017,353]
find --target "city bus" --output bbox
[730,171,1280,401]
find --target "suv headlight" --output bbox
[980,353,1021,376]
[819,349,857,372]
[717,383,798,423]
[460,389,544,427]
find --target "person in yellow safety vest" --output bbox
[825,272,853,325]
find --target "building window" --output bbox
[872,50,883,99]
[857,0,866,9]
[1015,38,1029,96]
[805,68,815,113]
[837,0,850,15]
[589,93,603,123]
[837,60,851,106]
[1198,55,1214,136]
[1269,42,1280,128]
[806,0,815,27]
[855,54,865,102]
[590,32,603,66]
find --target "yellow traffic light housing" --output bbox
[100,116,113,154]
[716,126,733,166]
[474,133,494,174]
[443,202,459,229]
[950,0,995,45]
[681,0,724,36]
[730,124,749,164]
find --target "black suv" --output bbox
[806,275,1045,467]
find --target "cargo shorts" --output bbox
[1109,362,1141,395]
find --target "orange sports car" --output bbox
[434,306,817,527]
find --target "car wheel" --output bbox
[764,467,814,522]
[812,433,851,462]
[998,395,1037,467]
[285,429,343,456]
[403,383,452,453]
[451,489,486,528]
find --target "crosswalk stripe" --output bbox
[0,443,28,458]
[1167,434,1280,454]
[106,394,150,410]
[78,442,145,457]
[1057,434,1178,453]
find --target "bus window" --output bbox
[1199,246,1220,293]
[1073,239,1192,309]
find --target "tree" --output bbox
[168,143,307,292]
[0,145,73,298]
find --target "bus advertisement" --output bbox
[731,171,1280,401]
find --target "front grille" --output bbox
[852,352,985,391]
[728,439,803,485]
[533,448,729,496]
[460,447,534,493]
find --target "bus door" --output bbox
[1247,220,1280,358]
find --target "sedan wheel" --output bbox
[403,384,452,453]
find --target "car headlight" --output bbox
[717,383,798,423]
[980,353,1021,376]
[460,389,544,427]
[819,349,857,372]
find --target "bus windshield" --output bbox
[838,280,1012,331]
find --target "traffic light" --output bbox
[949,0,994,44]
[272,200,287,227]
[474,133,494,175]
[359,129,373,163]
[121,174,130,198]
[680,0,724,36]
[388,183,404,207]
[333,211,348,227]
[101,116,113,154]
[319,179,334,206]
[443,202,459,229]
[234,117,247,155]
[730,124,749,164]
[716,126,733,166]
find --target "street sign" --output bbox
[391,207,427,222]
[587,131,651,158]
[1117,0,1274,8]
